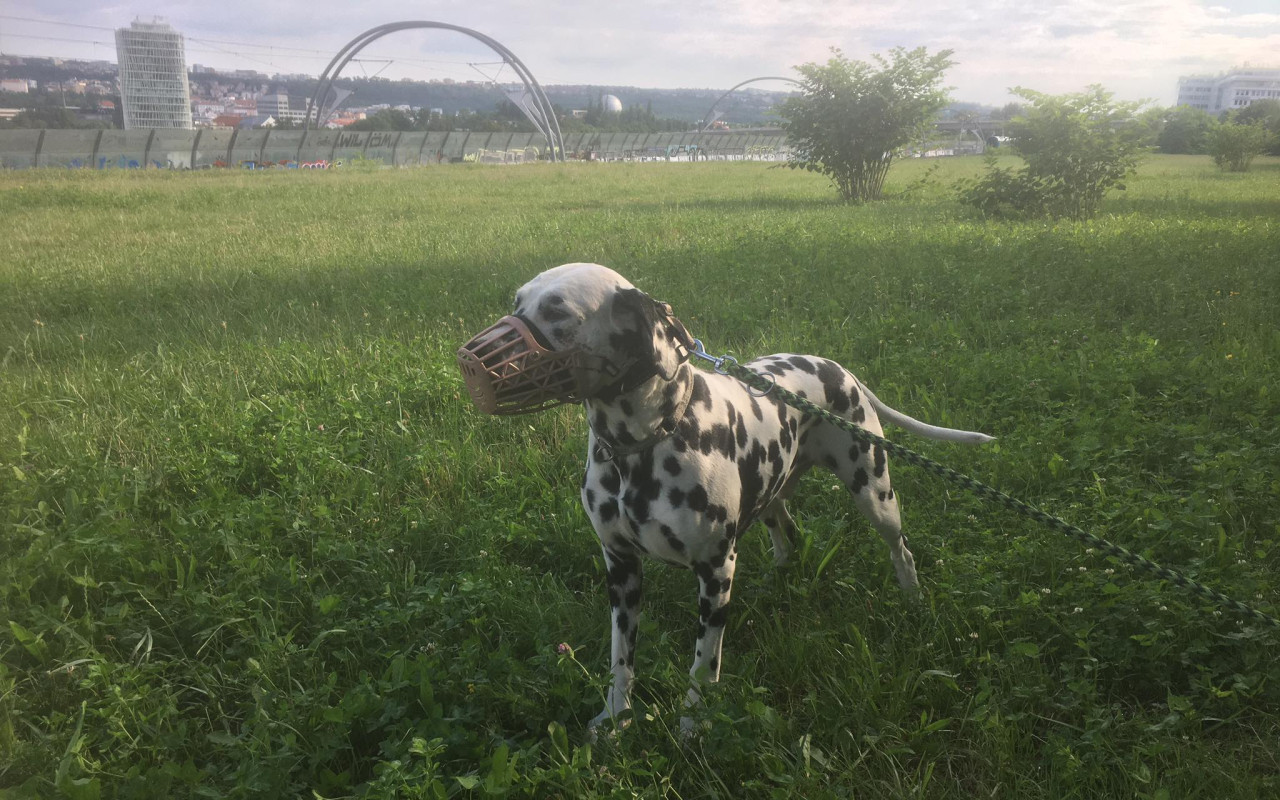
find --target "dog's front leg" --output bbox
[589,545,643,732]
[682,547,739,734]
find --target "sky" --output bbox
[2,1,1278,106]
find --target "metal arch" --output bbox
[700,76,802,132]
[302,21,564,162]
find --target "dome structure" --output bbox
[601,94,623,113]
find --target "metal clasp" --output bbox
[689,339,773,396]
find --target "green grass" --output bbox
[1,155,1278,798]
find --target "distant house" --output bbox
[239,114,275,128]
[211,114,243,128]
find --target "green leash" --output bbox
[687,341,1280,631]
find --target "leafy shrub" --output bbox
[779,46,954,203]
[956,155,1051,219]
[1208,120,1270,172]
[1157,105,1215,154]
[959,85,1149,220]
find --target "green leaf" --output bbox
[1010,641,1041,658]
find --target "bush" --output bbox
[956,156,1050,219]
[779,46,954,203]
[959,85,1149,220]
[1158,105,1214,154]
[1209,120,1270,172]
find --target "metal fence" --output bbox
[0,128,790,169]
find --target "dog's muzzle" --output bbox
[456,315,620,415]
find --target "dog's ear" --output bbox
[608,287,661,365]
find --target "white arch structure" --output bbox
[700,76,802,132]
[302,21,564,161]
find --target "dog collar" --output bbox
[589,366,695,462]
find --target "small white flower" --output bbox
[1041,588,1052,595]
[969,631,979,639]
[1160,606,1168,612]
[1073,607,1084,614]
[387,548,395,554]
[1078,566,1087,572]
[1104,568,1114,575]
[479,550,488,557]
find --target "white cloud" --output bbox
[4,0,1278,105]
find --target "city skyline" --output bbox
[2,2,1279,106]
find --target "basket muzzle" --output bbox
[456,315,618,415]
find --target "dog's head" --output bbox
[458,263,691,414]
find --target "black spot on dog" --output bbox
[849,468,869,494]
[788,356,817,374]
[687,485,709,513]
[600,499,619,521]
[873,444,886,477]
[691,374,713,410]
[663,456,682,476]
[707,606,729,629]
[600,469,621,494]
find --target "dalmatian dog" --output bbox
[497,263,994,733]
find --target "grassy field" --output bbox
[1,155,1278,798]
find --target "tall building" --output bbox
[1176,66,1280,115]
[115,18,193,129]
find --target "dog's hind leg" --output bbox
[835,441,918,591]
[761,501,799,567]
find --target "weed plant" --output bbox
[1,156,1278,797]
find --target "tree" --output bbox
[1158,105,1214,154]
[1233,99,1280,155]
[778,46,955,203]
[959,85,1149,220]
[1208,118,1270,172]
[345,109,417,132]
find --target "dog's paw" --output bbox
[587,708,632,741]
[679,715,712,740]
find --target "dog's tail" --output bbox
[857,380,995,445]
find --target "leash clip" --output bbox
[689,339,773,396]
[689,339,732,373]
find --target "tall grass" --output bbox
[2,156,1279,798]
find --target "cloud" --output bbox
[4,0,1278,105]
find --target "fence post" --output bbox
[32,129,45,167]
[142,129,156,167]
[89,129,105,169]
[190,128,203,169]
[226,128,238,166]
[389,131,403,166]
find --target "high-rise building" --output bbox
[115,18,193,129]
[1176,67,1280,115]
